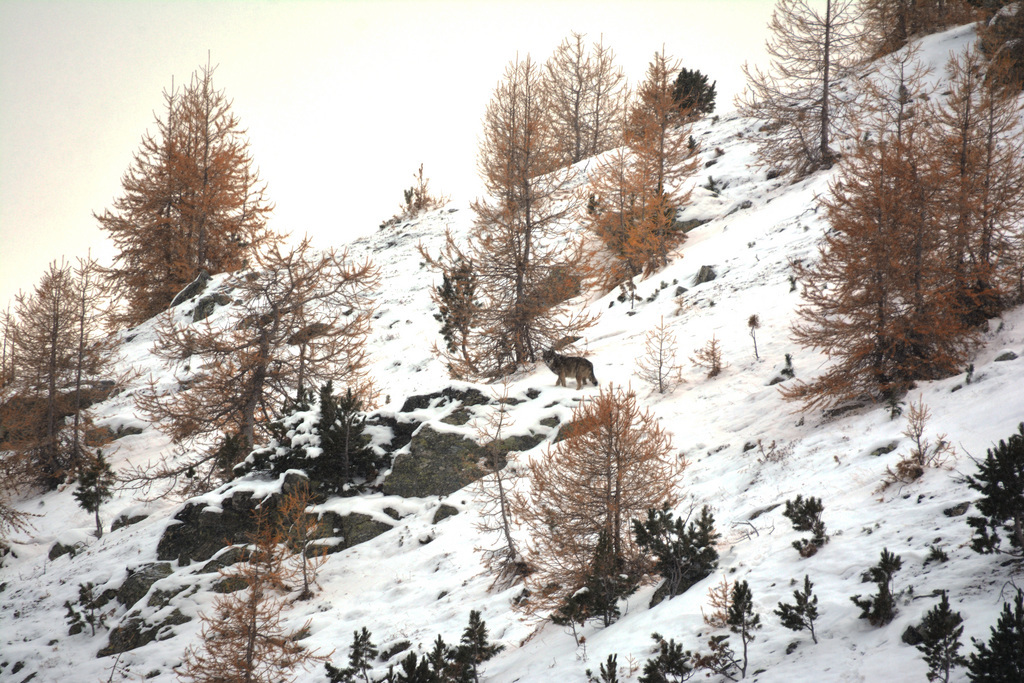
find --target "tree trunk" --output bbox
[820,0,833,168]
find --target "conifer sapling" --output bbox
[747,315,760,360]
[633,503,719,601]
[774,574,819,644]
[851,548,902,626]
[639,633,696,683]
[324,627,379,683]
[728,580,761,679]
[917,591,966,683]
[454,609,505,683]
[586,653,620,683]
[966,423,1024,558]
[73,450,114,538]
[966,588,1024,682]
[782,495,828,557]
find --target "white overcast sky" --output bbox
[0,0,778,311]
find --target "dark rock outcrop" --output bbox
[191,292,232,323]
[99,609,190,657]
[318,511,394,552]
[400,386,490,413]
[111,513,148,533]
[116,563,174,608]
[695,265,717,285]
[382,425,489,498]
[169,270,211,308]
[156,490,265,565]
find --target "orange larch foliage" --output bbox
[97,62,278,328]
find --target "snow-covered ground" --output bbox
[2,24,1023,683]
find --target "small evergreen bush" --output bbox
[237,382,379,496]
[851,548,902,626]
[917,591,966,683]
[63,582,108,636]
[553,531,638,633]
[672,67,717,118]
[966,589,1024,682]
[586,654,620,683]
[325,627,379,683]
[782,495,828,557]
[73,450,114,538]
[639,633,696,682]
[966,423,1024,558]
[774,574,819,644]
[633,504,719,601]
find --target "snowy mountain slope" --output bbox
[2,23,1024,683]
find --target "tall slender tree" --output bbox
[97,62,278,327]
[543,33,628,166]
[625,50,701,270]
[1,258,120,487]
[737,0,861,177]
[439,55,596,377]
[930,49,1024,325]
[178,505,325,683]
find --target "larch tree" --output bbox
[635,315,683,394]
[513,384,685,615]
[584,144,658,294]
[0,492,33,546]
[784,71,975,410]
[97,62,278,328]
[543,32,628,166]
[439,55,596,377]
[0,258,120,488]
[737,0,861,177]
[178,505,326,683]
[930,49,1024,325]
[587,50,700,292]
[473,382,526,589]
[128,238,378,497]
[0,306,15,391]
[857,0,978,58]
[278,477,329,601]
[625,49,701,270]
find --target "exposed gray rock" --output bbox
[318,511,394,552]
[901,624,923,646]
[440,408,473,426]
[400,386,490,413]
[199,546,249,574]
[116,563,173,608]
[943,502,971,517]
[169,270,211,308]
[192,292,232,323]
[432,504,460,524]
[382,425,488,498]
[110,513,148,533]
[995,350,1018,362]
[48,541,85,561]
[98,609,190,657]
[156,490,263,565]
[694,265,717,285]
[870,442,899,457]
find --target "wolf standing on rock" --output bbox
[542,348,598,389]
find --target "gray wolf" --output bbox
[542,348,598,389]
